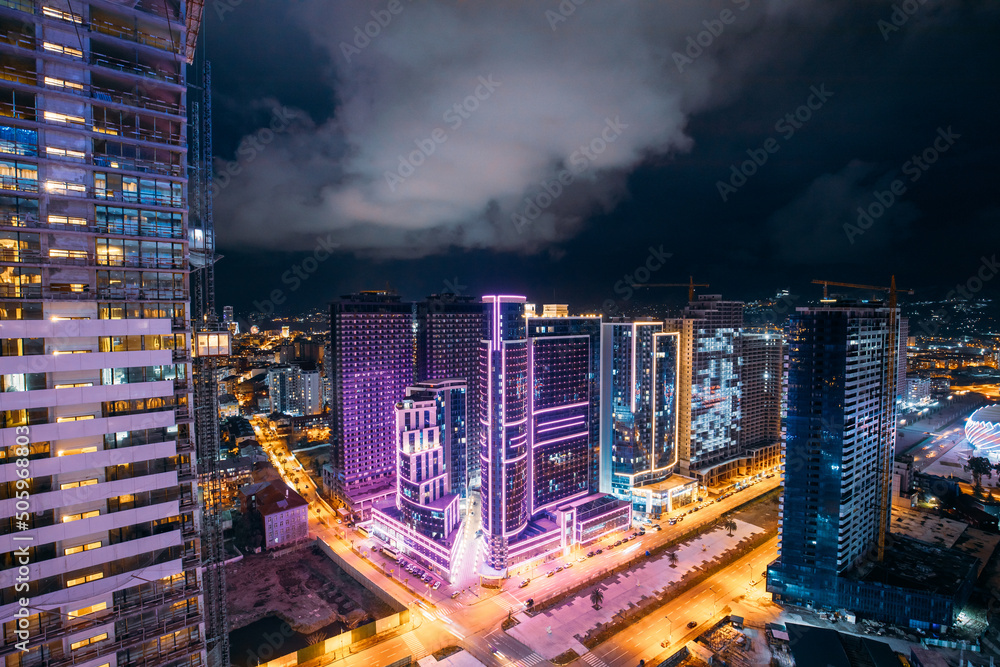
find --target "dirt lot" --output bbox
[728,487,780,532]
[226,543,395,634]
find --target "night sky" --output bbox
[205,0,1000,316]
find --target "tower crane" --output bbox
[638,276,709,302]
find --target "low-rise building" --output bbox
[239,480,310,550]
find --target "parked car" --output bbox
[565,562,574,569]
[669,519,676,525]
[587,551,595,557]
[546,570,556,578]
[432,582,440,590]
[555,566,564,573]
[451,591,461,599]
[596,548,604,555]
[614,540,622,546]
[622,537,629,543]
[520,579,531,588]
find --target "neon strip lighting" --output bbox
[533,401,588,415]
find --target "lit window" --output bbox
[43,76,84,91]
[66,572,103,588]
[48,215,88,226]
[54,383,94,389]
[56,414,95,421]
[60,479,98,490]
[69,631,107,650]
[42,42,83,58]
[42,111,86,126]
[45,146,86,160]
[45,181,87,195]
[41,7,82,23]
[49,249,88,259]
[67,602,107,618]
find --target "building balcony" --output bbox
[93,153,184,176]
[89,17,178,54]
[91,84,185,118]
[89,52,181,86]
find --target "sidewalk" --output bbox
[507,520,763,660]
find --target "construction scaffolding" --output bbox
[188,34,230,667]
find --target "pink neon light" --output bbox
[533,401,588,415]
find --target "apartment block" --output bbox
[328,291,413,519]
[1,2,206,667]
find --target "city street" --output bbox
[238,420,782,667]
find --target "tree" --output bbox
[725,519,738,537]
[590,588,604,609]
[668,552,679,567]
[967,456,993,490]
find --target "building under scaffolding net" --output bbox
[188,19,232,667]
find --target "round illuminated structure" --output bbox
[965,404,1000,463]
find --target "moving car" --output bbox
[687,621,698,629]
[520,579,531,588]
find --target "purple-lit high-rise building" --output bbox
[480,295,529,572]
[416,294,483,491]
[329,291,413,519]
[479,298,630,579]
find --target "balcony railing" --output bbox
[89,17,177,54]
[92,122,184,147]
[93,153,184,176]
[89,52,180,85]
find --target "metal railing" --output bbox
[89,53,180,85]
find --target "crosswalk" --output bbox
[401,632,424,657]
[491,594,523,613]
[511,653,545,666]
[581,652,608,667]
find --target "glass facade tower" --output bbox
[479,296,527,573]
[600,322,680,498]
[768,304,899,607]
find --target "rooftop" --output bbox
[240,479,308,516]
[889,506,967,549]
[850,535,980,595]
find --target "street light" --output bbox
[665,613,672,643]
[709,586,717,615]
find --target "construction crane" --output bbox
[638,276,709,302]
[811,278,913,563]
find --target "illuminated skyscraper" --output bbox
[768,304,903,610]
[329,291,413,519]
[600,321,684,511]
[478,299,630,578]
[525,313,601,514]
[0,1,207,666]
[415,294,483,490]
[371,379,467,579]
[667,295,743,487]
[479,295,529,573]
